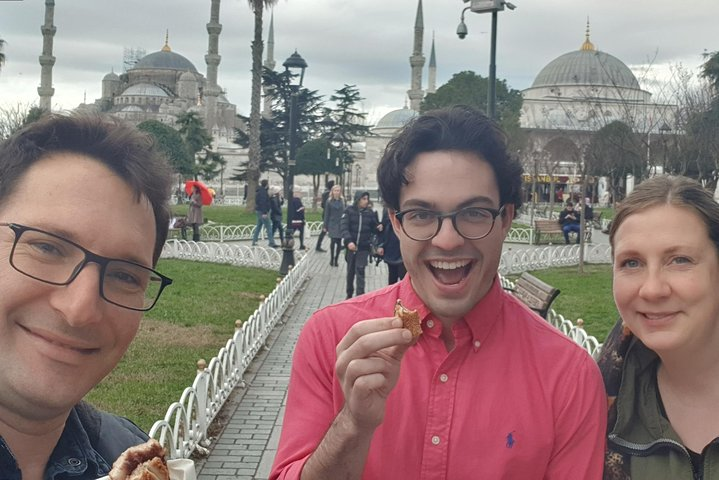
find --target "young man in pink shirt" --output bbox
[271,106,606,480]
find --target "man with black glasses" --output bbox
[272,106,606,479]
[0,113,174,480]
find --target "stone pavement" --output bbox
[194,243,390,480]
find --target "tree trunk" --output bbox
[246,2,264,211]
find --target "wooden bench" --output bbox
[534,219,591,244]
[507,272,561,319]
[534,219,564,244]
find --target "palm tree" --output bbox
[702,51,719,97]
[0,38,5,72]
[245,0,279,211]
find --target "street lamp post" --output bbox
[457,0,516,120]
[279,50,307,275]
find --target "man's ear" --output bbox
[388,209,403,237]
[500,204,515,233]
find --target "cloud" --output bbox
[1,0,717,123]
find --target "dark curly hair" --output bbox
[377,105,523,216]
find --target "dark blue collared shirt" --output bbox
[0,403,147,480]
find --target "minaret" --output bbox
[428,32,437,94]
[262,11,276,118]
[38,0,56,112]
[407,0,425,112]
[205,0,222,129]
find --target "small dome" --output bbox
[531,49,640,90]
[103,71,119,82]
[374,107,418,130]
[120,83,170,97]
[179,70,196,82]
[133,50,198,73]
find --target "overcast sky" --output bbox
[1,0,717,124]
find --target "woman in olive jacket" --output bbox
[598,175,719,480]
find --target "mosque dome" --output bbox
[133,39,198,73]
[374,107,418,130]
[121,83,170,97]
[530,30,639,90]
[103,71,119,82]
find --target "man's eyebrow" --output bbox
[400,196,498,210]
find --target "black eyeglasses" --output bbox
[1,223,173,311]
[394,205,505,241]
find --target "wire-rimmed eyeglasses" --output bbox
[394,205,505,242]
[1,222,173,311]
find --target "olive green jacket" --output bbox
[598,320,719,480]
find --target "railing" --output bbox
[148,240,310,459]
[498,245,608,356]
[172,222,326,242]
[149,237,609,459]
[499,273,603,357]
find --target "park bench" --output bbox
[534,219,592,244]
[506,272,561,319]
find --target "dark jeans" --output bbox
[387,262,407,285]
[562,223,581,244]
[316,228,327,249]
[271,218,284,243]
[289,223,305,248]
[346,249,369,298]
[330,238,342,264]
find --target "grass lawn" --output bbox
[511,264,619,342]
[85,258,279,431]
[171,204,324,225]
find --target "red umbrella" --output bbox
[185,180,213,205]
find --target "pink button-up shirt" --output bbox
[271,276,606,479]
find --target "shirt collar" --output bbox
[0,407,109,480]
[396,274,503,345]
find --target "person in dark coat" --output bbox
[252,179,276,247]
[323,184,345,266]
[559,201,581,244]
[340,190,381,298]
[377,207,406,284]
[315,180,334,252]
[288,186,306,249]
[269,185,284,245]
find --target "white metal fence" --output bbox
[148,240,310,459]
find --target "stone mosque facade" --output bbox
[519,25,673,202]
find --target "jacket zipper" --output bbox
[609,434,699,478]
[355,208,362,246]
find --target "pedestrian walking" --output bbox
[340,190,381,298]
[315,180,334,252]
[187,185,203,242]
[323,184,344,266]
[252,179,276,247]
[269,185,284,245]
[288,186,306,250]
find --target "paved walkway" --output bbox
[194,243,390,480]
[194,229,610,479]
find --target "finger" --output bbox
[344,357,392,386]
[336,317,401,353]
[337,327,412,371]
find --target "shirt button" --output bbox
[431,435,441,445]
[426,319,435,328]
[474,340,481,349]
[439,373,449,383]
[67,458,82,467]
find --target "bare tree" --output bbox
[0,103,42,140]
